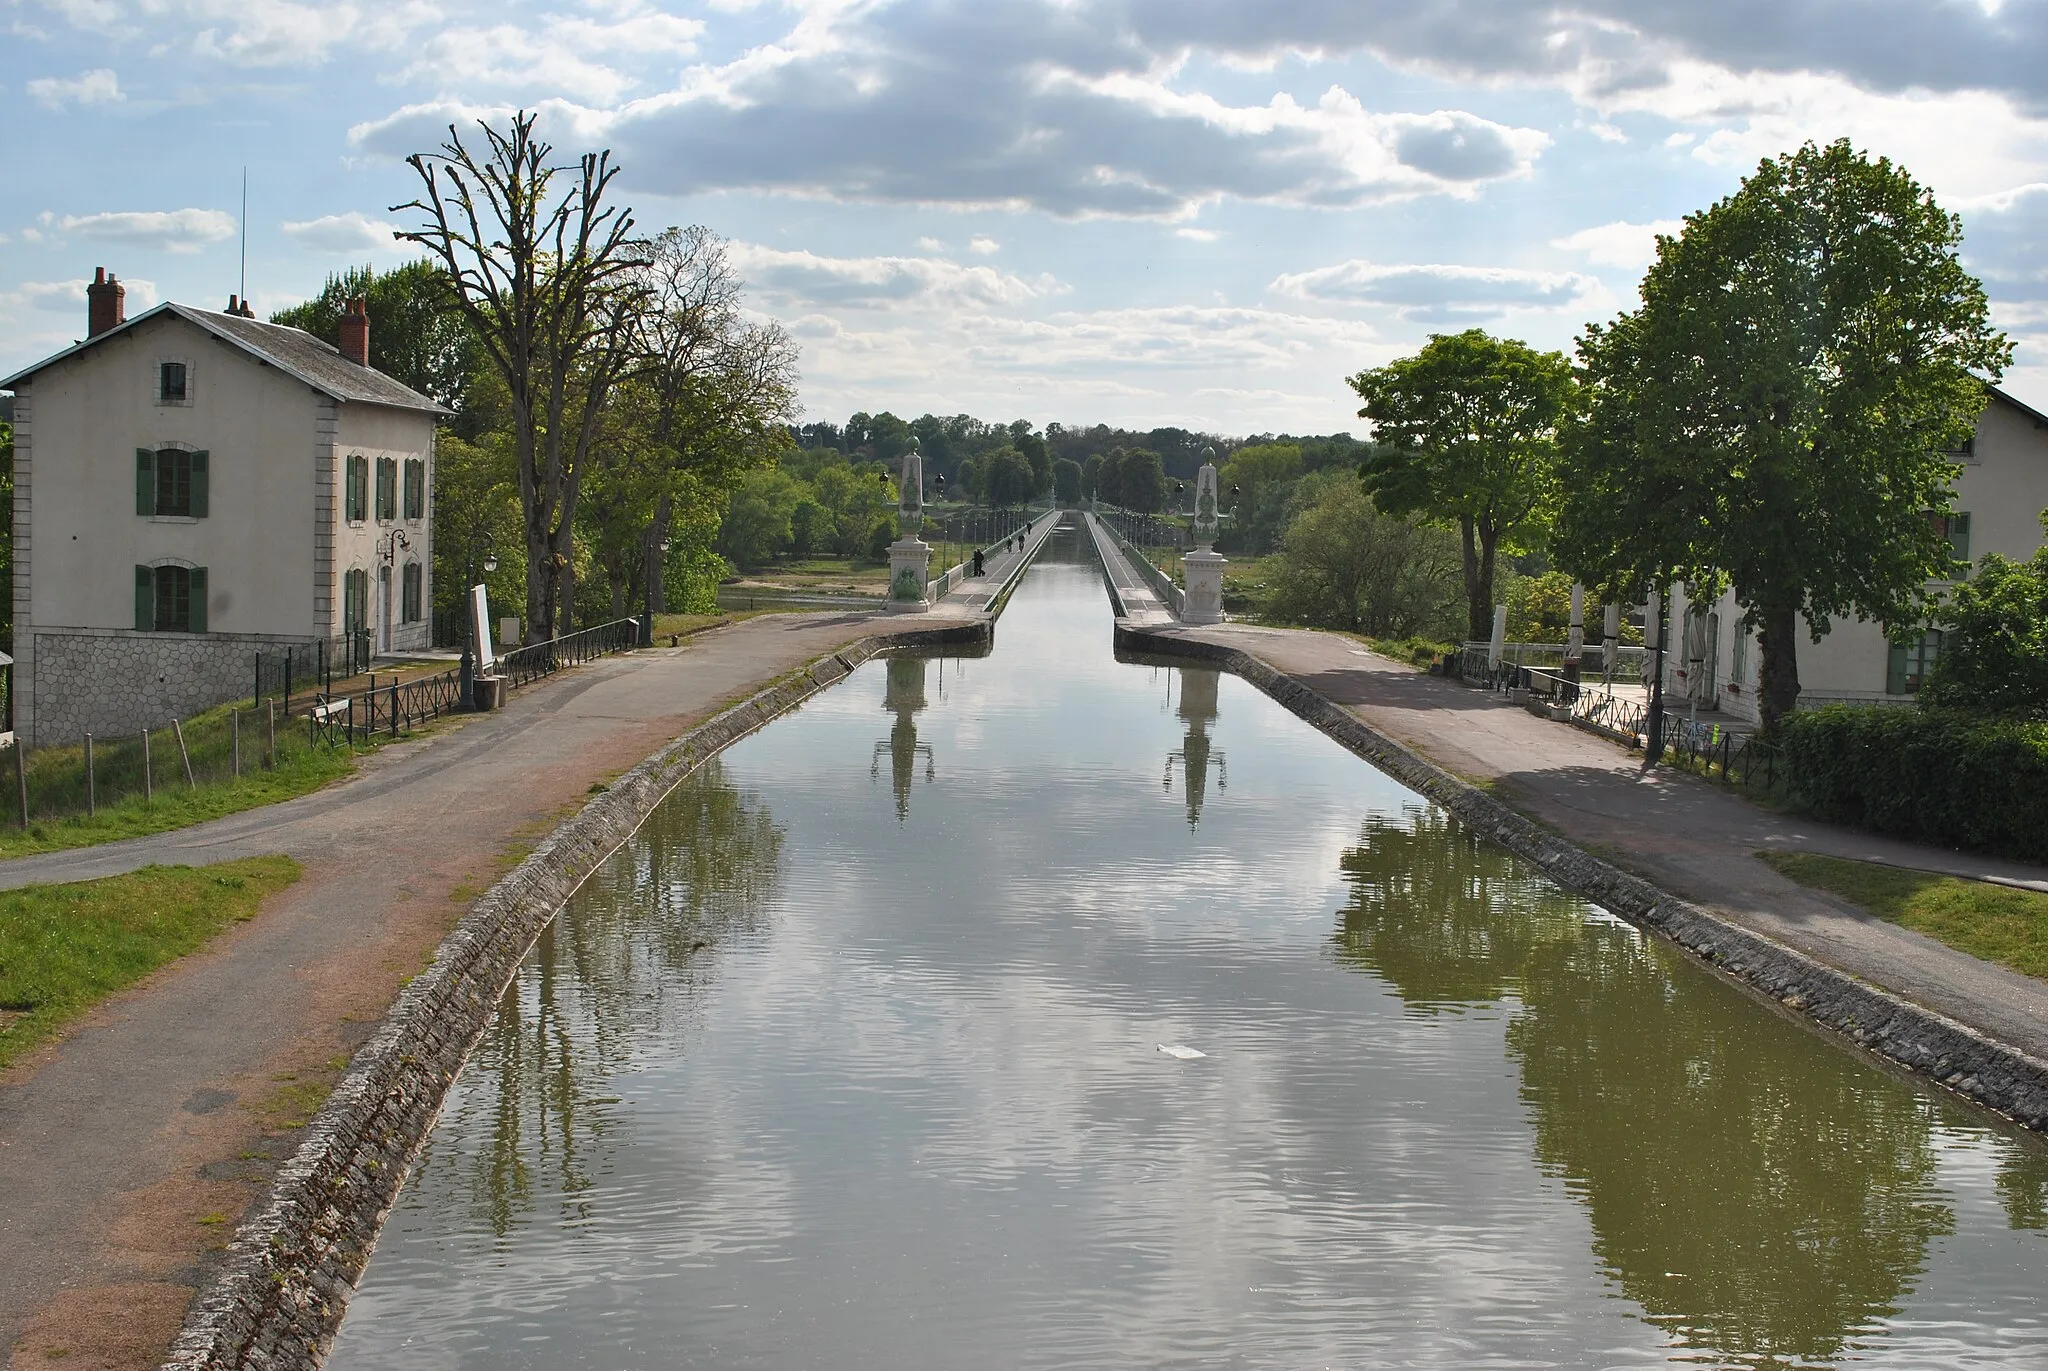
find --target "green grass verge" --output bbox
[0,855,303,1066]
[0,736,354,863]
[1761,851,2048,981]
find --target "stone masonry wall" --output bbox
[161,620,990,1371]
[29,629,315,749]
[1117,623,2048,1134]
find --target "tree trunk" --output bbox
[1477,526,1499,644]
[1757,605,1802,730]
[649,493,673,615]
[1460,516,1487,641]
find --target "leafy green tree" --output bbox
[432,431,525,632]
[1555,140,2010,726]
[1350,329,1574,642]
[1218,442,1304,552]
[1110,448,1166,513]
[718,467,807,570]
[981,447,1036,509]
[1052,457,1083,506]
[1921,516,2048,717]
[1081,452,1104,500]
[1267,474,1461,637]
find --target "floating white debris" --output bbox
[1157,1043,1205,1060]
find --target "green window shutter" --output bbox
[1952,512,1971,569]
[1886,641,1908,695]
[135,565,153,630]
[188,567,208,633]
[136,449,155,516]
[189,450,210,519]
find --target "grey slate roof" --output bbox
[0,301,452,415]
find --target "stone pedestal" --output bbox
[887,538,932,613]
[1183,548,1226,624]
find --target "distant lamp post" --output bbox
[640,529,672,647]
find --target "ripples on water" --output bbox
[329,534,2048,1369]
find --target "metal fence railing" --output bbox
[494,617,641,692]
[254,632,373,710]
[307,666,465,749]
[6,698,304,825]
[1094,512,1187,617]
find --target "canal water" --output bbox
[329,531,2048,1369]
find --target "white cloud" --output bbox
[398,6,704,105]
[281,211,402,253]
[1551,219,1684,271]
[729,244,1061,310]
[968,236,1000,255]
[1175,228,1220,242]
[5,275,159,312]
[1271,259,1601,322]
[26,68,121,109]
[916,237,945,252]
[55,208,237,252]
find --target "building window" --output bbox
[158,361,189,406]
[1886,630,1944,695]
[1928,511,1971,577]
[376,457,398,522]
[134,564,207,633]
[134,448,209,518]
[403,458,425,521]
[343,566,370,636]
[402,561,423,623]
[346,454,369,523]
[1730,630,1749,691]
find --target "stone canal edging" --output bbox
[1118,622,2048,1134]
[161,621,989,1371]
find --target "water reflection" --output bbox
[334,558,2048,1371]
[459,762,783,1240]
[1163,667,1226,827]
[872,655,934,820]
[1334,808,1957,1366]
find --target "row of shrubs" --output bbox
[1775,706,2048,864]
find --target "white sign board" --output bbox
[469,584,493,672]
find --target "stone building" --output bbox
[0,269,447,747]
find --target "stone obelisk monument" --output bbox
[1182,447,1226,625]
[887,437,932,613]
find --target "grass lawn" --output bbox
[728,558,890,596]
[1761,851,2048,981]
[0,724,357,863]
[0,855,302,1067]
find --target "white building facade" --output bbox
[1664,387,2048,723]
[1,275,446,747]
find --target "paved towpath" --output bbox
[0,604,991,1370]
[1145,619,2048,1064]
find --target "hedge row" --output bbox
[1776,706,2048,863]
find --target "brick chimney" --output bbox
[87,267,126,337]
[338,296,369,366]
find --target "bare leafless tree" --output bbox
[394,110,648,641]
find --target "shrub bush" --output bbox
[1776,706,2048,862]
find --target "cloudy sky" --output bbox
[5,0,2048,435]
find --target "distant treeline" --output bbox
[787,412,1368,512]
